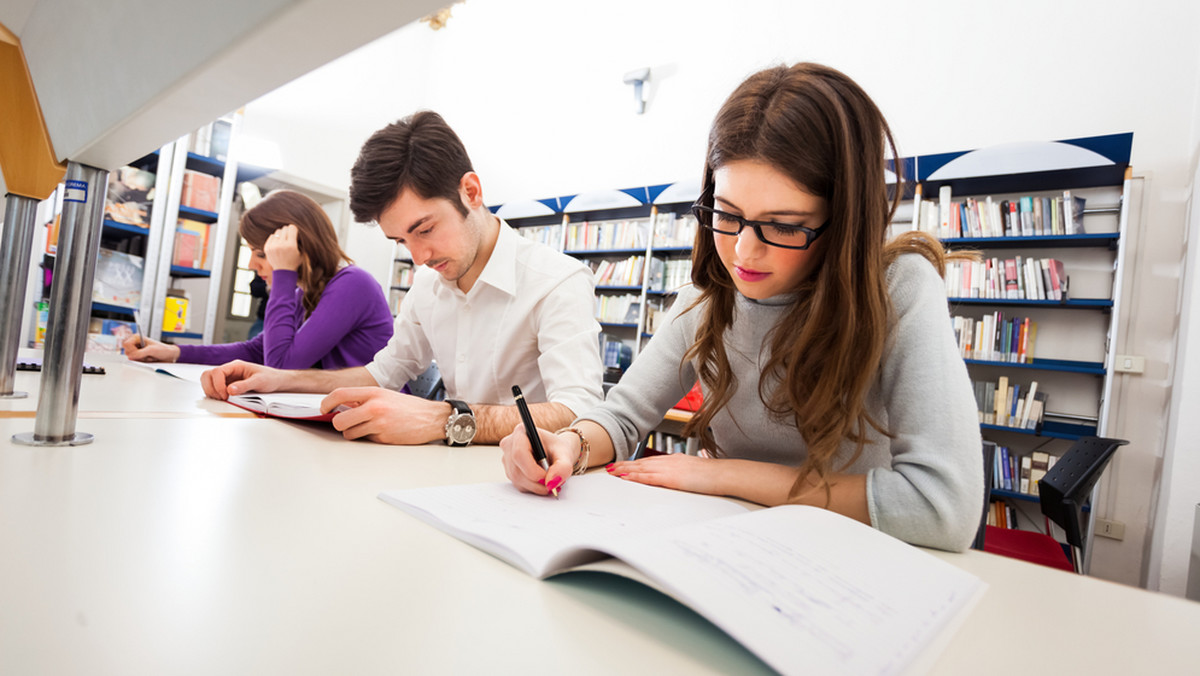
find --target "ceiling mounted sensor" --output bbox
[623,67,651,114]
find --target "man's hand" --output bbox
[323,387,453,445]
[201,360,288,400]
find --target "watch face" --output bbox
[447,414,477,444]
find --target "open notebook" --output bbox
[123,361,212,383]
[380,474,986,676]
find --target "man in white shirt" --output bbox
[201,111,604,445]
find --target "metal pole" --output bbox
[13,162,109,446]
[0,193,39,398]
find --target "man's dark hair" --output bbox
[349,110,474,223]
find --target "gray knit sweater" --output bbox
[582,254,984,552]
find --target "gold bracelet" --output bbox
[556,426,591,475]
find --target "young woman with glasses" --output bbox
[500,63,983,552]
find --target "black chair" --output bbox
[972,441,997,551]
[981,436,1128,573]
[406,362,445,401]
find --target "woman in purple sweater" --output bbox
[123,190,393,370]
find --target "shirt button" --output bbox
[458,354,466,363]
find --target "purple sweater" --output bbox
[177,266,393,370]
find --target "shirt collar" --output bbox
[442,218,518,298]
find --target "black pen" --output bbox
[512,385,557,498]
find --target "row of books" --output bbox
[945,257,1066,300]
[913,186,1086,239]
[987,500,1019,529]
[992,447,1058,497]
[952,313,1038,363]
[595,293,640,324]
[388,288,406,315]
[189,117,233,161]
[591,256,646,287]
[648,257,692,292]
[172,219,211,269]
[392,262,415,288]
[973,376,1046,429]
[181,170,221,213]
[642,431,690,455]
[600,333,633,371]
[652,212,698,248]
[565,219,649,251]
[512,214,697,252]
[514,224,560,247]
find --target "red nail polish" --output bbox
[605,463,614,470]
[536,477,545,485]
[546,477,563,492]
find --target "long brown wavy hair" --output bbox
[682,63,968,501]
[239,189,353,317]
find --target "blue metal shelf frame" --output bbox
[170,265,211,278]
[980,420,1097,441]
[565,248,649,257]
[949,298,1112,309]
[102,220,150,236]
[91,302,136,315]
[941,233,1119,249]
[964,357,1106,375]
[178,205,218,222]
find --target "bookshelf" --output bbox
[389,256,413,316]
[40,114,255,350]
[145,114,244,344]
[894,132,1134,537]
[499,181,700,377]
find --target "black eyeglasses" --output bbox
[691,203,828,250]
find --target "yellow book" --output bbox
[995,376,1009,426]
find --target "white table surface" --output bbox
[1,351,246,418]
[2,416,1198,674]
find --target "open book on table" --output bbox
[379,474,986,676]
[225,392,338,422]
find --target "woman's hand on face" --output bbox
[606,453,724,495]
[264,224,302,272]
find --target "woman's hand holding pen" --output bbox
[264,224,302,271]
[121,335,180,363]
[499,426,578,496]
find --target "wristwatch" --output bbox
[444,399,477,446]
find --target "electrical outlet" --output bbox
[1114,355,1145,374]
[1095,518,1125,540]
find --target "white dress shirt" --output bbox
[366,222,605,416]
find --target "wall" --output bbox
[1150,142,1200,595]
[240,0,1200,591]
